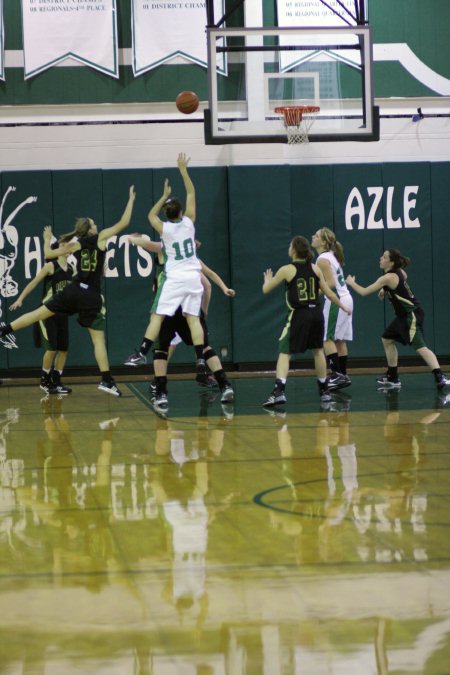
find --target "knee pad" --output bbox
[153,350,168,361]
[203,347,216,361]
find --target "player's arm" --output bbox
[262,264,293,294]
[317,257,335,290]
[314,264,351,314]
[98,185,136,243]
[346,272,396,297]
[200,260,235,297]
[43,226,80,259]
[9,263,53,310]
[129,235,162,253]
[178,152,196,222]
[148,179,171,235]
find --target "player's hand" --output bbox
[378,288,385,300]
[10,299,22,311]
[224,288,236,297]
[43,225,52,240]
[345,274,355,287]
[264,268,273,282]
[177,152,190,169]
[129,185,136,201]
[163,178,171,200]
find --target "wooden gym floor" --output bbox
[0,369,449,674]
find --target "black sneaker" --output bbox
[328,372,352,390]
[220,384,234,403]
[376,374,401,389]
[124,350,147,367]
[436,374,450,390]
[0,323,18,350]
[40,374,57,395]
[98,380,122,397]
[318,381,332,402]
[263,388,287,407]
[50,371,72,394]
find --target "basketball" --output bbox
[176,91,200,115]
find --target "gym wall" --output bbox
[1,160,448,372]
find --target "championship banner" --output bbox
[277,0,362,72]
[131,0,226,76]
[20,0,119,80]
[0,0,4,81]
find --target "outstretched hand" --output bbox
[129,185,136,201]
[43,225,52,240]
[264,268,273,283]
[177,152,190,170]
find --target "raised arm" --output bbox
[178,152,195,222]
[200,260,235,297]
[346,272,396,297]
[98,185,136,243]
[262,264,293,294]
[314,264,351,314]
[148,179,171,235]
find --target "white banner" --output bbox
[131,0,225,76]
[21,0,119,80]
[277,0,362,71]
[0,0,4,81]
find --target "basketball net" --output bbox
[274,106,320,144]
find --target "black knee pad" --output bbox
[153,350,168,361]
[203,347,216,361]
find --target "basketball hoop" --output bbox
[274,105,320,144]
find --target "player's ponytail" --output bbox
[59,217,93,243]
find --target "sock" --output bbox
[328,352,340,373]
[155,375,167,393]
[432,368,443,381]
[279,377,287,385]
[338,355,348,375]
[318,377,327,384]
[195,345,205,360]
[275,378,285,390]
[387,366,398,379]
[140,338,153,355]
[42,368,51,374]
[101,371,113,383]
[213,369,227,388]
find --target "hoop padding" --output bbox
[274,105,320,144]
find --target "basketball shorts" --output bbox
[278,306,324,354]
[151,271,203,317]
[382,308,426,349]
[33,313,69,351]
[155,309,209,353]
[323,295,353,341]
[45,283,106,330]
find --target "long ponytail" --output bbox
[59,217,92,243]
[318,227,345,265]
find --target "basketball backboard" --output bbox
[204,20,378,144]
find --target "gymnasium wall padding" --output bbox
[0,161,448,371]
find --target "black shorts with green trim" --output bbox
[33,314,69,351]
[382,309,426,349]
[45,283,106,330]
[278,306,324,354]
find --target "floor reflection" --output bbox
[0,377,448,674]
